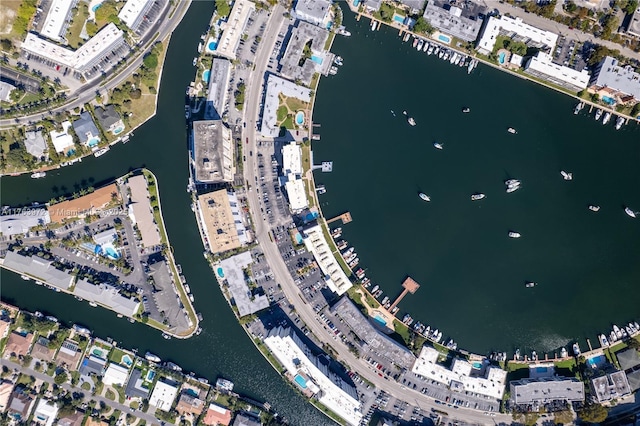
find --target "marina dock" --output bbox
[327,212,352,225]
[389,277,420,312]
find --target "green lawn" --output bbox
[66,4,89,48]
[276,105,288,121]
[107,347,126,364]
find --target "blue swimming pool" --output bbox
[203,70,210,83]
[393,15,405,24]
[294,374,307,389]
[602,96,615,105]
[121,354,133,366]
[295,111,304,126]
[88,137,100,147]
[373,315,387,327]
[105,246,120,259]
[587,355,606,368]
[146,371,155,381]
[305,212,318,221]
[294,233,303,244]
[438,34,451,44]
[353,0,360,5]
[536,366,549,373]
[208,41,218,51]
[113,126,124,135]
[310,55,323,65]
[92,3,102,12]
[498,52,506,64]
[217,267,224,278]
[472,362,483,369]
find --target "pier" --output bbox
[389,277,420,312]
[327,212,352,225]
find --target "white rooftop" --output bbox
[0,208,51,236]
[282,142,303,176]
[592,56,640,99]
[103,363,130,386]
[117,0,153,30]
[215,0,255,60]
[285,179,308,212]
[477,15,558,55]
[40,0,75,42]
[149,378,179,411]
[218,252,269,317]
[524,52,590,90]
[33,399,58,426]
[73,279,140,317]
[303,224,352,295]
[260,75,311,138]
[49,121,74,153]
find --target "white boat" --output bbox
[508,231,521,238]
[419,192,430,202]
[572,342,581,356]
[334,56,343,66]
[574,102,584,115]
[625,207,636,218]
[89,302,98,307]
[31,172,46,179]
[335,27,351,37]
[507,127,517,134]
[417,39,424,51]
[450,52,458,64]
[216,378,235,392]
[413,38,418,48]
[427,45,434,55]
[93,147,109,157]
[595,109,603,120]
[433,142,443,150]
[408,117,416,126]
[342,247,354,257]
[454,54,462,65]
[525,282,536,288]
[462,107,470,113]
[467,58,477,74]
[423,41,430,52]
[588,205,600,212]
[20,275,31,281]
[329,66,338,75]
[560,171,573,180]
[165,362,182,372]
[613,325,623,339]
[471,193,485,201]
[438,49,445,59]
[560,347,568,358]
[145,352,161,363]
[371,285,379,293]
[602,112,612,125]
[615,116,624,130]
[371,20,377,31]
[162,333,172,340]
[192,57,197,66]
[599,334,610,347]
[506,184,521,193]
[505,179,520,186]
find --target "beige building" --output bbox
[197,190,247,254]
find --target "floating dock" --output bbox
[327,212,352,225]
[389,277,420,312]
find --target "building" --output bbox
[627,7,640,38]
[40,0,78,42]
[127,174,162,248]
[422,1,484,42]
[218,252,269,317]
[117,0,155,32]
[591,371,631,403]
[510,377,585,405]
[363,0,383,13]
[72,112,101,147]
[124,368,150,399]
[616,348,640,392]
[260,75,311,138]
[57,411,84,426]
[0,380,14,412]
[302,225,352,295]
[175,392,205,416]
[280,142,308,212]
[293,0,331,27]
[49,121,75,154]
[3,331,34,358]
[204,58,231,120]
[2,251,74,290]
[476,16,558,56]
[524,52,590,92]
[232,413,261,426]
[412,346,506,399]
[31,337,56,363]
[6,387,34,421]
[279,21,331,86]
[203,403,232,425]
[264,326,362,425]
[24,130,48,159]
[103,363,130,386]
[21,23,126,77]
[331,297,416,369]
[191,120,235,183]
[73,280,141,317]
[94,105,124,135]
[78,355,107,376]
[0,81,15,102]
[196,189,249,254]
[47,183,119,223]
[149,377,179,411]
[215,0,255,60]
[589,56,640,104]
[32,398,59,426]
[0,208,51,236]
[398,0,427,11]
[55,340,83,369]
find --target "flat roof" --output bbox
[524,52,590,90]
[205,58,231,120]
[279,21,330,86]
[127,175,161,248]
[118,0,153,31]
[476,15,558,55]
[73,279,140,317]
[422,1,483,42]
[302,224,352,295]
[284,179,308,212]
[2,251,74,290]
[48,183,119,223]
[260,75,311,138]
[218,252,269,317]
[282,142,303,175]
[627,7,640,37]
[0,208,51,236]
[49,121,74,153]
[215,0,255,60]
[192,120,234,183]
[592,56,640,100]
[41,0,75,42]
[592,371,631,403]
[510,377,584,405]
[149,378,179,411]
[293,0,331,25]
[197,190,243,254]
[103,363,130,386]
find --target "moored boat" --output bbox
[471,193,485,201]
[599,334,610,347]
[525,281,536,288]
[615,116,624,130]
[560,347,568,358]
[602,112,612,125]
[94,147,110,157]
[625,207,636,218]
[433,142,443,150]
[572,342,581,356]
[574,102,584,114]
[408,116,416,126]
[418,192,430,202]
[31,172,46,179]
[595,108,603,120]
[145,352,161,363]
[507,127,517,134]
[462,107,470,113]
[560,171,573,180]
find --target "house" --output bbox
[175,392,205,416]
[102,363,130,386]
[0,81,15,102]
[24,130,49,159]
[72,112,101,147]
[32,398,59,426]
[31,337,56,363]
[232,413,261,426]
[0,380,14,411]
[55,340,83,369]
[149,378,179,411]
[124,368,150,399]
[57,410,85,426]
[49,121,75,154]
[78,355,107,377]
[6,387,34,421]
[94,105,124,135]
[292,0,331,27]
[202,402,232,425]
[3,331,34,359]
[85,418,110,426]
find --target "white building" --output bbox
[215,0,255,60]
[0,208,51,236]
[0,81,15,102]
[412,346,507,400]
[40,0,78,42]
[302,224,352,295]
[49,121,74,153]
[149,378,179,411]
[524,52,590,91]
[32,399,58,426]
[510,377,584,405]
[260,74,311,138]
[73,280,141,317]
[102,363,130,386]
[117,0,154,32]
[590,56,640,102]
[292,0,331,27]
[476,16,558,55]
[280,142,308,212]
[264,326,362,425]
[226,191,249,245]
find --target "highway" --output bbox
[0,0,191,129]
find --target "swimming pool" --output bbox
[393,14,405,24]
[304,212,318,222]
[498,52,506,64]
[295,111,305,126]
[217,267,225,278]
[472,362,483,369]
[92,3,102,12]
[294,374,307,389]
[536,366,549,373]
[438,34,451,44]
[121,354,133,366]
[104,246,120,259]
[113,126,124,135]
[90,346,107,359]
[294,233,303,244]
[587,354,606,368]
[203,70,210,83]
[373,315,387,327]
[602,96,615,105]
[353,0,360,5]
[88,137,100,147]
[310,55,323,65]
[146,370,155,381]
[205,37,218,53]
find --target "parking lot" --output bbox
[552,35,587,71]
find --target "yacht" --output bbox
[165,362,182,372]
[335,27,351,37]
[506,183,521,193]
[625,207,636,218]
[438,49,445,59]
[462,107,470,113]
[560,171,573,180]
[20,275,31,280]
[89,302,98,307]
[427,44,434,55]
[162,333,172,340]
[192,57,197,66]
[94,147,109,157]
[588,205,600,212]
[574,102,584,114]
[505,179,521,186]
[525,281,536,288]
[348,258,359,268]
[408,116,416,126]
[508,231,521,238]
[342,247,354,257]
[454,54,462,65]
[216,378,235,392]
[329,66,338,75]
[572,342,581,356]
[560,347,568,358]
[381,296,390,305]
[413,38,419,48]
[471,193,485,201]
[613,325,623,339]
[515,348,521,360]
[507,127,517,134]
[433,142,443,150]
[145,352,161,363]
[30,172,46,179]
[450,52,458,64]
[595,108,603,120]
[334,56,343,66]
[371,285,380,294]
[602,112,612,125]
[419,192,431,202]
[467,58,477,74]
[599,334,610,347]
[531,350,538,361]
[615,116,624,130]
[417,39,424,51]
[423,41,430,52]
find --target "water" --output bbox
[0,2,327,424]
[313,10,640,356]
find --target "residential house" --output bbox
[24,130,49,159]
[31,337,56,363]
[175,392,205,416]
[32,398,59,426]
[72,112,101,147]
[0,380,14,411]
[94,105,124,135]
[6,387,34,421]
[203,402,232,426]
[3,331,34,359]
[55,340,83,370]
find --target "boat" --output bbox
[574,102,584,114]
[336,240,348,250]
[433,142,443,150]
[403,32,410,42]
[423,41,430,52]
[450,52,458,64]
[615,116,624,130]
[333,56,343,66]
[515,348,521,360]
[417,39,424,51]
[165,361,182,372]
[162,333,172,340]
[595,108,603,120]
[329,66,338,75]
[588,205,600,212]
[506,184,521,193]
[20,275,31,281]
[508,232,521,238]
[371,20,377,31]
[462,107,470,113]
[34,311,44,318]
[471,193,485,201]
[145,352,161,363]
[335,27,351,37]
[454,54,462,65]
[435,331,442,342]
[216,378,235,392]
[560,347,568,358]
[505,179,520,186]
[30,172,46,179]
[531,350,538,361]
[189,294,194,302]
[381,296,390,305]
[342,247,354,257]
[613,325,623,339]
[467,58,477,74]
[72,324,91,335]
[192,57,197,66]
[560,171,573,181]
[525,281,536,288]
[45,315,58,323]
[348,258,359,268]
[198,377,209,385]
[408,116,416,126]
[93,147,109,157]
[602,112,611,125]
[184,284,191,293]
[413,38,419,48]
[610,331,618,343]
[371,285,379,293]
[625,207,636,218]
[427,45,434,55]
[418,192,430,202]
[195,327,202,335]
[331,227,342,236]
[390,110,396,116]
[572,342,581,356]
[507,127,517,134]
[438,49,445,59]
[185,105,190,119]
[89,302,98,307]
[599,334,610,347]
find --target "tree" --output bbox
[54,371,68,385]
[142,53,158,70]
[554,409,574,424]
[86,21,98,36]
[413,17,435,35]
[624,0,638,15]
[631,102,640,118]
[578,403,608,423]
[215,0,231,17]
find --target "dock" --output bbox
[327,212,352,225]
[389,277,420,312]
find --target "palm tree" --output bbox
[79,188,87,196]
[48,198,57,206]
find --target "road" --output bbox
[1,358,161,425]
[0,1,191,129]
